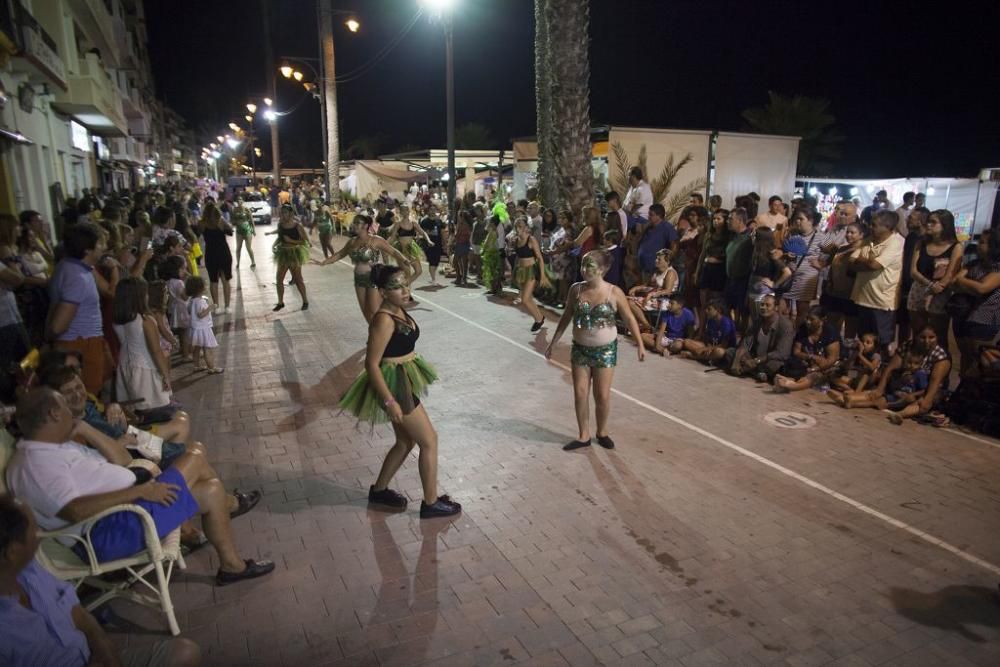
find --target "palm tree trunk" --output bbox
[319,0,340,203]
[533,0,557,207]
[542,0,593,216]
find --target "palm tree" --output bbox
[535,0,593,214]
[610,143,707,222]
[533,0,556,206]
[741,91,844,176]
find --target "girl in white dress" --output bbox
[112,278,172,411]
[185,276,222,373]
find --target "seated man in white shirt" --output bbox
[755,195,789,231]
[0,493,201,666]
[623,167,654,224]
[6,388,274,586]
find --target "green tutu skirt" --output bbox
[396,238,425,261]
[272,242,310,267]
[339,353,437,425]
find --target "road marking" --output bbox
[393,284,1000,578]
[763,412,817,429]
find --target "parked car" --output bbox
[244,193,272,224]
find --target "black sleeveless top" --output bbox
[515,238,534,258]
[916,241,957,280]
[398,224,416,238]
[380,311,419,358]
[278,225,301,242]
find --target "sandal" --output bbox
[230,489,261,518]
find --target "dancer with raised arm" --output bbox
[546,249,646,451]
[339,264,461,518]
[312,214,413,322]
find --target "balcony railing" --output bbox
[11,0,66,89]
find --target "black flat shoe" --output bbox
[596,435,615,449]
[272,303,284,311]
[420,495,461,519]
[301,302,309,311]
[368,485,408,509]
[216,559,275,586]
[230,490,262,519]
[563,439,591,451]
[531,319,544,332]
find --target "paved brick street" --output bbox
[107,232,1000,666]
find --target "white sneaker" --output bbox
[223,306,230,314]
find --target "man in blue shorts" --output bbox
[6,388,273,586]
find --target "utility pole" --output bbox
[319,0,339,204]
[445,14,455,225]
[260,0,281,188]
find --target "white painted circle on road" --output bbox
[763,412,817,429]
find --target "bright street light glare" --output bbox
[263,97,273,107]
[279,65,293,79]
[345,18,360,32]
[228,122,239,131]
[210,150,221,159]
[226,138,240,149]
[420,0,456,11]
[263,109,277,122]
[245,115,253,122]
[246,103,257,113]
[216,135,224,143]
[209,143,217,149]
[292,70,304,82]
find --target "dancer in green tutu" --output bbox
[266,203,310,311]
[388,207,433,284]
[481,202,508,295]
[340,263,462,518]
[232,197,255,268]
[312,214,414,322]
[315,201,336,259]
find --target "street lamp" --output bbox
[246,103,257,114]
[263,109,277,122]
[421,0,458,225]
[279,65,294,79]
[345,18,360,32]
[263,97,272,107]
[228,122,240,132]
[244,114,253,122]
[216,135,224,143]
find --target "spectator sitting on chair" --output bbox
[679,299,737,364]
[37,349,192,447]
[725,294,794,382]
[627,249,678,332]
[6,388,274,586]
[641,295,695,356]
[0,494,202,666]
[38,362,259,522]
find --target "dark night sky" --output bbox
[144,0,999,178]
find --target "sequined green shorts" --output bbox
[354,272,374,289]
[571,339,618,368]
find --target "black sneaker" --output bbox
[420,495,461,519]
[272,303,285,312]
[531,319,544,332]
[596,435,615,449]
[301,302,309,311]
[563,439,591,451]
[368,485,408,509]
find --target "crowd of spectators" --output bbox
[363,172,998,432]
[0,184,279,666]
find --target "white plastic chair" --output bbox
[0,431,186,635]
[35,506,187,635]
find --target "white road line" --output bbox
[397,285,1000,578]
[942,427,1000,450]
